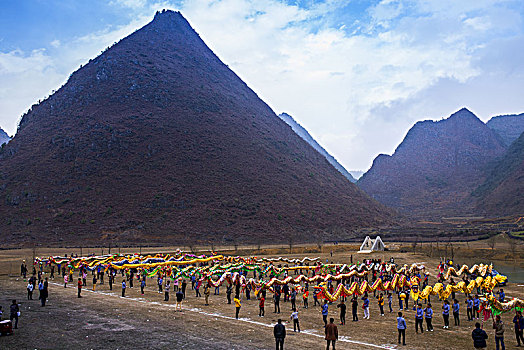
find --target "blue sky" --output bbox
[1,0,524,171]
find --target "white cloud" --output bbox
[0,49,64,132]
[109,0,148,9]
[0,13,153,134]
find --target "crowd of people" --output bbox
[3,256,522,350]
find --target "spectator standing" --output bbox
[442,300,450,329]
[322,301,329,327]
[415,303,424,333]
[397,311,407,345]
[362,295,370,320]
[493,315,505,350]
[337,300,346,325]
[513,311,524,346]
[175,290,184,311]
[274,319,286,350]
[204,284,210,305]
[351,296,358,321]
[9,300,19,329]
[27,282,34,300]
[234,296,241,319]
[259,296,265,317]
[472,322,488,349]
[325,317,338,350]
[453,299,460,326]
[425,303,434,332]
[290,308,300,332]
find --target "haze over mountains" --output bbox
[358,109,524,218]
[486,113,524,147]
[278,113,356,183]
[0,10,396,246]
[0,127,10,146]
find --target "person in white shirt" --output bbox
[27,282,34,300]
[290,308,300,332]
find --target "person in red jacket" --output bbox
[77,278,82,298]
[259,296,265,317]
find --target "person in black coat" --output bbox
[337,300,346,325]
[472,322,488,349]
[10,300,19,329]
[351,296,358,321]
[226,284,232,304]
[274,319,286,350]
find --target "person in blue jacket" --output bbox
[415,303,424,333]
[513,310,524,346]
[453,299,460,326]
[397,312,407,345]
[473,295,480,320]
[467,296,474,321]
[497,289,505,303]
[425,303,434,331]
[362,295,370,319]
[442,300,450,329]
[322,300,329,327]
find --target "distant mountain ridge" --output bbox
[278,113,356,182]
[487,113,524,147]
[349,170,364,180]
[0,128,10,146]
[358,108,507,218]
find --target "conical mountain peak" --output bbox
[447,107,482,124]
[0,11,396,246]
[148,10,197,37]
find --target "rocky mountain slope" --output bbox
[278,113,356,182]
[0,10,396,246]
[474,131,524,216]
[357,108,507,218]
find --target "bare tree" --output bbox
[509,237,520,266]
[488,235,496,251]
[412,236,419,254]
[316,240,323,253]
[288,237,294,254]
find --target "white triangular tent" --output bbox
[359,236,372,251]
[371,236,385,251]
[359,235,385,253]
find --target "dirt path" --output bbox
[1,277,397,350]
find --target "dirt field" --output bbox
[1,238,523,349]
